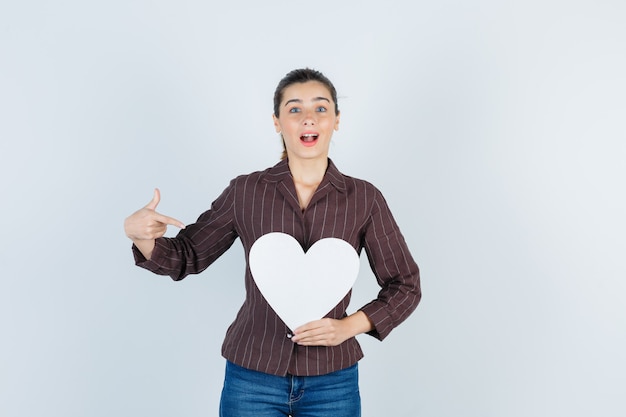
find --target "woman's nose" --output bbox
[302,110,315,125]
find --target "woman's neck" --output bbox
[288,157,328,211]
[288,157,328,187]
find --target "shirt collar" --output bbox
[264,158,347,193]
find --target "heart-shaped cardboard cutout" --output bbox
[249,232,360,331]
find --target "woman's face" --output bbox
[273,81,340,163]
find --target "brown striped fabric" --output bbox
[132,158,421,376]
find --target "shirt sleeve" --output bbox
[358,188,421,341]
[132,180,239,281]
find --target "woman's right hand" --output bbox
[124,188,185,259]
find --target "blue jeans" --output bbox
[219,361,361,417]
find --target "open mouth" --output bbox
[300,133,319,143]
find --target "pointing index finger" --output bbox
[155,213,186,229]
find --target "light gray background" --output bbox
[1,1,624,416]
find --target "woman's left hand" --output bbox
[291,311,373,347]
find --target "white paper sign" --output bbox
[249,232,360,331]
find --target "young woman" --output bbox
[124,68,421,417]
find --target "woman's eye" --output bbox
[289,107,301,113]
[316,106,327,112]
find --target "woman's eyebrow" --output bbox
[284,98,302,106]
[284,97,330,106]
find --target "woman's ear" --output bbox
[273,114,281,133]
[334,111,341,131]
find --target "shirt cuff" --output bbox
[359,303,394,341]
[131,238,167,273]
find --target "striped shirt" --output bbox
[132,158,421,376]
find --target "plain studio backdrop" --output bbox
[1,1,624,416]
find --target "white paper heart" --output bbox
[249,232,360,331]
